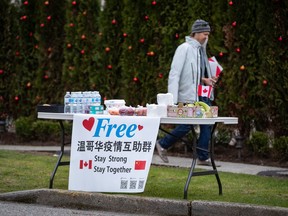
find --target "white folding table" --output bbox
[38,112,238,199]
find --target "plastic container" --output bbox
[104,99,126,109]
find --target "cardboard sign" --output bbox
[68,114,160,193]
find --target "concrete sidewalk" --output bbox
[1,189,288,216]
[1,144,288,177]
[152,155,288,177]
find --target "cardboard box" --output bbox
[167,105,218,118]
[167,106,196,118]
[210,106,218,118]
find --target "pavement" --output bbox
[1,145,288,216]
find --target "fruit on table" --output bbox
[194,101,210,112]
[108,108,119,115]
[198,101,210,112]
[126,107,135,116]
[187,103,195,107]
[118,106,135,116]
[118,107,127,116]
[204,111,212,118]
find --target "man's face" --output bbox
[194,32,210,44]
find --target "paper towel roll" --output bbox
[157,93,174,105]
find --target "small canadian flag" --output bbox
[79,160,92,169]
[198,85,212,98]
[208,56,223,77]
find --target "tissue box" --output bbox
[167,106,196,118]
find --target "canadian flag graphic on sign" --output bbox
[79,160,92,169]
[198,85,212,98]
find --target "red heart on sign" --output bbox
[138,125,143,131]
[82,117,95,131]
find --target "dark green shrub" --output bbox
[273,136,288,161]
[32,120,60,142]
[15,117,72,143]
[15,117,35,141]
[215,125,232,145]
[63,121,73,137]
[247,131,270,157]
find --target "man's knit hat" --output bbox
[191,19,210,33]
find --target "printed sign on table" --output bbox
[68,114,160,193]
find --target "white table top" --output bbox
[37,112,238,125]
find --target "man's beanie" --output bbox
[191,19,210,33]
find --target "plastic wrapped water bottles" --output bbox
[64,91,103,114]
[76,92,83,113]
[64,92,71,113]
[92,91,101,106]
[70,92,77,113]
[82,91,88,114]
[89,91,103,114]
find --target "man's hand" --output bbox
[201,77,218,87]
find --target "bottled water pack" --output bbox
[64,91,102,114]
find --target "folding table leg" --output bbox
[183,158,197,199]
[210,123,222,195]
[183,127,198,199]
[49,120,69,188]
[49,151,64,188]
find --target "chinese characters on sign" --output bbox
[76,140,153,153]
[68,114,160,193]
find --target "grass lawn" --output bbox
[0,150,287,208]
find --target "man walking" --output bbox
[156,19,217,165]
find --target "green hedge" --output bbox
[273,136,288,161]
[247,131,270,157]
[247,131,288,162]
[15,117,72,143]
